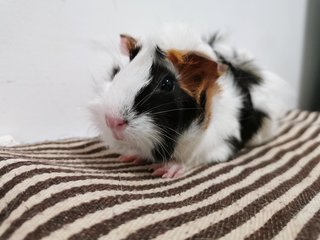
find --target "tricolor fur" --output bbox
[90,26,290,168]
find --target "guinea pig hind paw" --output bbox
[118,155,143,164]
[151,163,185,178]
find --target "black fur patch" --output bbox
[239,89,268,142]
[207,32,220,47]
[197,91,207,124]
[132,47,203,162]
[200,91,206,109]
[155,45,166,59]
[227,136,243,153]
[230,64,267,152]
[227,62,262,88]
[213,47,267,152]
[110,65,120,79]
[129,45,141,61]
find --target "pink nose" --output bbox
[105,116,126,128]
[105,116,127,140]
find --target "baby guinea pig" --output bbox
[89,27,291,178]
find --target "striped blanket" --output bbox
[0,110,319,240]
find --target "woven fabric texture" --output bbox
[0,110,319,240]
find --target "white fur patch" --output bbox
[89,97,161,159]
[152,24,218,60]
[174,73,243,166]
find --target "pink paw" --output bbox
[118,155,144,164]
[150,163,185,178]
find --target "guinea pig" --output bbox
[89,26,291,178]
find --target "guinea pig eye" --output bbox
[160,78,174,92]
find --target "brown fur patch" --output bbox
[204,83,220,128]
[167,49,222,128]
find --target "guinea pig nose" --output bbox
[105,116,127,129]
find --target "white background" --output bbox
[0,0,307,143]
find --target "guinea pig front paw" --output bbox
[150,163,185,178]
[118,155,144,164]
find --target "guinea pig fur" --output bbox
[89,26,291,178]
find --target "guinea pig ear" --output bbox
[120,34,138,58]
[167,50,226,97]
[167,50,227,79]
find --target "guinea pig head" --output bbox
[94,34,224,162]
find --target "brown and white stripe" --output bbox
[0,110,319,240]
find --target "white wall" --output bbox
[0,0,307,143]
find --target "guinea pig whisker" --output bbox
[158,124,183,138]
[134,78,164,108]
[156,142,168,161]
[142,98,189,113]
[135,88,157,109]
[149,127,174,161]
[150,107,201,115]
[127,128,156,154]
[148,130,170,161]
[155,126,182,159]
[130,125,166,155]
[156,128,178,144]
